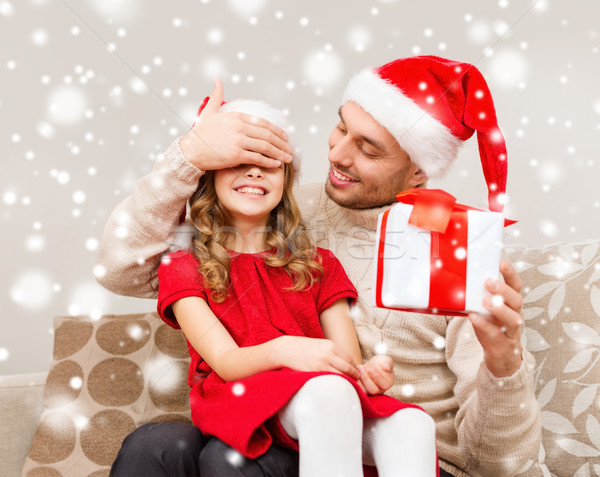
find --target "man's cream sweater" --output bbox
[98,140,542,476]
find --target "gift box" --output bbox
[372,188,513,316]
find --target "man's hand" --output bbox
[358,354,394,395]
[179,78,293,171]
[468,259,524,378]
[274,336,361,380]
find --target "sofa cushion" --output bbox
[505,240,600,476]
[22,313,191,477]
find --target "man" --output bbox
[100,56,541,477]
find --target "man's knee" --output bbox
[111,421,207,477]
[199,438,299,477]
[199,438,247,476]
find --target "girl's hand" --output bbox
[274,336,360,380]
[179,78,293,171]
[358,355,394,395]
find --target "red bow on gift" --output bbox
[396,188,516,233]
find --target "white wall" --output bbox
[1,0,599,375]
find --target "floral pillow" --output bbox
[505,240,600,476]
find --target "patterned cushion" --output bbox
[505,240,600,476]
[22,313,191,477]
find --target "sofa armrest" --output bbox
[0,372,47,477]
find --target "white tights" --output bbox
[278,375,437,477]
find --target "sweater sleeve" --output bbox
[96,138,203,298]
[445,316,541,475]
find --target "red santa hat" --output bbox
[342,55,507,212]
[195,97,301,179]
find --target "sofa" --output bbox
[2,239,599,477]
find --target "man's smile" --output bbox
[329,167,359,187]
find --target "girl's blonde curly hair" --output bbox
[189,163,323,302]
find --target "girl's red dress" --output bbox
[157,248,422,459]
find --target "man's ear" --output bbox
[407,165,429,188]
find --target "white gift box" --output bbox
[372,189,506,316]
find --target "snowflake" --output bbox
[226,0,266,17]
[347,26,371,53]
[488,49,529,89]
[70,416,89,432]
[31,29,49,46]
[491,294,505,308]
[225,448,245,467]
[401,384,415,397]
[72,190,86,204]
[467,20,492,45]
[10,270,53,309]
[93,264,107,279]
[127,324,145,341]
[47,86,88,125]
[454,247,467,260]
[374,342,387,355]
[2,190,16,205]
[302,49,343,91]
[232,382,245,396]
[25,234,46,252]
[0,1,15,17]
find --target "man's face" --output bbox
[325,101,427,209]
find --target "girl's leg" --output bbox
[363,408,437,477]
[278,375,363,477]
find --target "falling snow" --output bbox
[25,234,46,252]
[232,383,245,396]
[146,356,184,394]
[433,336,446,350]
[70,376,83,390]
[10,270,54,310]
[302,48,343,92]
[1,0,598,391]
[225,448,245,467]
[374,342,388,355]
[46,86,88,125]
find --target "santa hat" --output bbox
[195,97,301,180]
[342,55,507,212]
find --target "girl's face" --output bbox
[214,164,285,227]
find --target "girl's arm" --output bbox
[319,299,364,366]
[172,296,360,382]
[320,298,394,394]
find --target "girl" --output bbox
[157,98,439,477]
